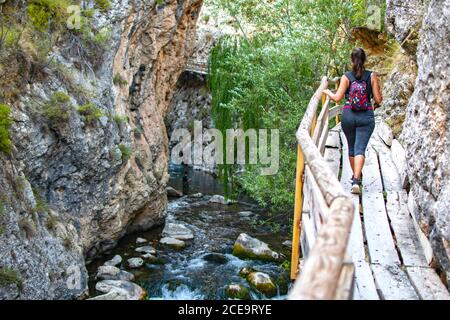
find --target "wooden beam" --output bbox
[289,197,355,300]
[290,144,305,280]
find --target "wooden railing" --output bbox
[288,77,356,300]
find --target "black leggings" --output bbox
[341,109,375,157]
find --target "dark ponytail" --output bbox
[351,48,366,79]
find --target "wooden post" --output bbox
[335,81,340,124]
[290,144,305,280]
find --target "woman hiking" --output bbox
[323,48,383,194]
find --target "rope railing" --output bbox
[289,77,355,300]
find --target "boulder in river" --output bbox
[160,237,186,250]
[189,193,203,198]
[238,211,254,218]
[209,195,236,205]
[135,246,156,255]
[95,280,147,300]
[232,233,280,262]
[225,284,251,300]
[239,267,256,278]
[162,223,194,240]
[167,186,183,197]
[136,237,147,244]
[127,257,144,269]
[103,255,122,267]
[142,253,166,265]
[282,240,292,248]
[96,266,134,281]
[246,272,277,298]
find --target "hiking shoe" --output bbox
[351,178,361,194]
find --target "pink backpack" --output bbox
[345,71,372,111]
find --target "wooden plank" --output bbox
[329,104,343,119]
[362,192,400,266]
[325,130,340,148]
[318,115,329,155]
[371,264,419,300]
[386,192,428,267]
[361,146,383,193]
[305,166,328,225]
[391,139,408,188]
[406,266,450,300]
[312,98,330,146]
[324,147,341,178]
[354,260,379,300]
[301,212,316,258]
[377,146,403,192]
[347,195,365,261]
[335,263,355,300]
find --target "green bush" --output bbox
[118,144,132,161]
[27,0,72,32]
[0,104,13,154]
[113,74,128,87]
[42,92,73,127]
[112,114,128,125]
[78,103,104,125]
[94,0,111,12]
[0,267,22,290]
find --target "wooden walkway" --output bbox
[326,122,449,300]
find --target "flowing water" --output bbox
[87,163,292,300]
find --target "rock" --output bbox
[142,254,165,265]
[95,280,147,300]
[391,139,408,188]
[88,291,128,300]
[282,240,292,248]
[238,211,253,218]
[209,195,236,205]
[232,233,280,262]
[167,186,183,197]
[239,267,256,278]
[136,237,147,245]
[399,0,450,285]
[96,266,134,281]
[246,272,277,298]
[162,223,194,240]
[189,193,203,198]
[225,284,251,300]
[127,258,144,269]
[203,253,228,264]
[160,237,186,250]
[377,121,393,146]
[103,255,122,267]
[135,246,156,255]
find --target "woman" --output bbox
[323,48,383,194]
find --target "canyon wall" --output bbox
[0,0,202,299]
[383,0,449,284]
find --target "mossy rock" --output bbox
[232,243,279,262]
[246,272,277,298]
[239,267,256,278]
[225,284,251,300]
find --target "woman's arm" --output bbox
[371,72,383,105]
[323,75,349,103]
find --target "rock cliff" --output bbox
[383,0,449,284]
[0,0,202,299]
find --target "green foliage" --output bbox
[0,104,13,154]
[112,114,128,125]
[42,92,73,127]
[27,0,72,32]
[46,214,57,230]
[78,103,104,125]
[94,0,111,12]
[118,144,132,161]
[209,0,360,211]
[113,73,128,87]
[0,267,22,290]
[33,189,49,213]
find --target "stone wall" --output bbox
[0,0,203,299]
[384,0,450,284]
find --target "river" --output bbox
[87,163,292,300]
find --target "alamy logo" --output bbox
[170,121,279,176]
